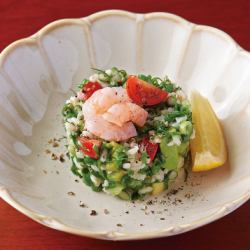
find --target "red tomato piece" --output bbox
[139,138,158,162]
[126,76,168,106]
[78,137,102,159]
[79,82,102,100]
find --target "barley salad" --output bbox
[62,68,194,200]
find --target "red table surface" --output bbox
[0,0,249,249]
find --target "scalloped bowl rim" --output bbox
[0,10,249,241]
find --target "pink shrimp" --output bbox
[84,116,137,141]
[102,103,148,127]
[82,87,148,141]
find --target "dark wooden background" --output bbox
[0,1,249,249]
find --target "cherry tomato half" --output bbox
[139,138,158,162]
[126,76,168,106]
[79,82,102,100]
[78,137,102,159]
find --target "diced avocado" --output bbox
[178,142,189,155]
[118,191,131,200]
[107,141,120,149]
[160,138,179,170]
[106,162,119,171]
[152,182,165,195]
[105,141,127,170]
[162,150,179,170]
[105,184,124,196]
[108,170,126,182]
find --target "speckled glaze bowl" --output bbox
[0,10,249,240]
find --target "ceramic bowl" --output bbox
[0,10,249,240]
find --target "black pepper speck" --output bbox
[90,210,97,216]
[104,209,109,215]
[79,201,87,208]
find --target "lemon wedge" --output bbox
[190,91,227,172]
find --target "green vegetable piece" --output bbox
[105,141,127,170]
[167,96,177,106]
[99,72,110,82]
[62,103,78,119]
[178,142,189,155]
[118,191,131,200]
[151,162,161,174]
[160,138,179,170]
[141,151,148,164]
[108,171,126,182]
[165,110,186,122]
[128,179,143,190]
[68,144,76,156]
[82,171,92,186]
[71,163,81,177]
[106,162,119,171]
[179,121,193,136]
[152,182,165,195]
[121,175,143,190]
[163,83,174,93]
[109,141,120,148]
[180,100,191,112]
[77,79,89,89]
[91,185,102,192]
[138,74,150,82]
[105,184,124,196]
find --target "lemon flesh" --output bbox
[190,91,227,172]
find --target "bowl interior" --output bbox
[0,11,249,240]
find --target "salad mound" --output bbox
[62,68,193,200]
